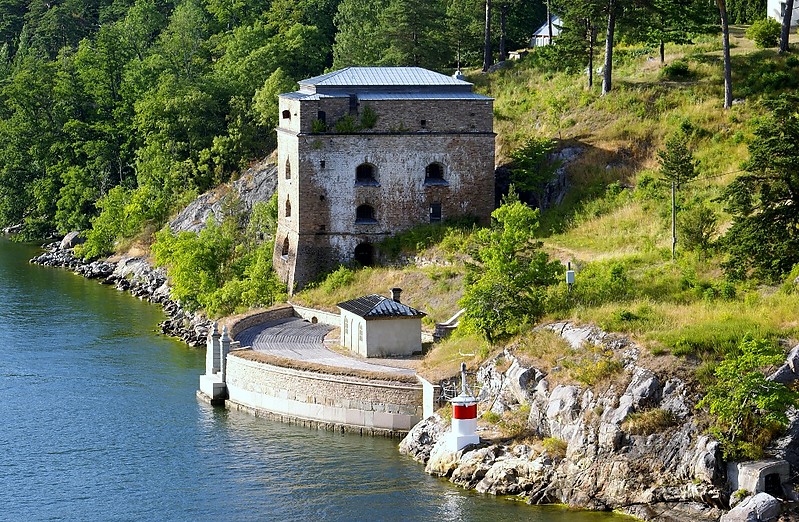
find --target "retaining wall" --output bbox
[225,353,423,436]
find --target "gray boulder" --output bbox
[721,493,781,522]
[60,231,85,249]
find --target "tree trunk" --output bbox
[587,20,595,88]
[660,40,665,63]
[547,0,553,40]
[483,0,492,72]
[499,3,507,62]
[717,0,732,108]
[780,0,795,54]
[602,0,616,95]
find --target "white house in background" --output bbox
[338,288,426,358]
[530,15,562,47]
[769,0,799,26]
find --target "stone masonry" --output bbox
[273,67,495,292]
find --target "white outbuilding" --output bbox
[768,0,799,26]
[530,15,562,48]
[338,288,426,358]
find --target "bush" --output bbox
[660,60,692,81]
[746,18,781,48]
[541,437,567,459]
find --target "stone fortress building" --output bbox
[273,66,495,292]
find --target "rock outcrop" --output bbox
[169,159,277,234]
[401,322,732,521]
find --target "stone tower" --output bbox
[273,66,495,292]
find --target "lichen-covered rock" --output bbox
[721,493,781,522]
[398,413,446,463]
[169,160,277,234]
[400,321,733,521]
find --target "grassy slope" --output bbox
[293,27,799,384]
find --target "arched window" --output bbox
[354,243,374,267]
[356,163,377,184]
[425,162,445,184]
[355,204,376,224]
[282,109,291,120]
[281,237,289,257]
[285,159,291,180]
[285,199,291,218]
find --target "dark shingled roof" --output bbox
[337,294,426,319]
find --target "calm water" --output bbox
[0,238,631,521]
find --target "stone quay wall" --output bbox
[225,354,423,437]
[218,303,423,436]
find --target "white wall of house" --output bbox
[364,318,422,358]
[769,0,799,26]
[340,310,367,356]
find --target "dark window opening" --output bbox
[356,163,377,184]
[430,202,442,223]
[317,110,326,124]
[420,119,427,127]
[354,243,374,266]
[349,95,358,114]
[285,200,291,218]
[425,162,446,185]
[765,473,783,497]
[282,110,291,120]
[281,237,289,257]
[356,204,376,223]
[319,194,325,201]
[285,159,291,179]
[320,160,325,169]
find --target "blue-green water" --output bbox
[0,238,631,521]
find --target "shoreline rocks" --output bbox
[30,242,211,347]
[400,324,799,521]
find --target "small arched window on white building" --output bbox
[282,109,291,120]
[356,163,378,185]
[285,199,292,218]
[424,162,447,185]
[281,237,289,258]
[355,204,376,224]
[285,158,291,180]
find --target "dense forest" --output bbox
[0,0,767,247]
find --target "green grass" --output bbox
[292,32,799,389]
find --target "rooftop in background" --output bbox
[338,294,426,319]
[288,66,491,99]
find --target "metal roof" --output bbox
[302,67,471,88]
[357,92,491,101]
[337,294,426,319]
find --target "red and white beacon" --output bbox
[447,362,480,452]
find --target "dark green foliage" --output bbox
[460,195,562,342]
[509,137,561,207]
[679,200,717,254]
[151,195,284,316]
[658,130,698,187]
[725,0,766,24]
[746,18,781,48]
[660,60,691,80]
[722,95,799,281]
[698,337,797,460]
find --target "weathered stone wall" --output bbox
[225,305,296,340]
[225,353,424,435]
[274,87,495,291]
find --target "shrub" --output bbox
[697,337,799,460]
[542,437,567,459]
[661,60,691,81]
[746,18,781,48]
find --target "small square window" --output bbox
[420,119,427,127]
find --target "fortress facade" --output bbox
[273,66,495,292]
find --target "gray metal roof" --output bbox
[302,67,471,87]
[337,294,426,319]
[357,92,491,101]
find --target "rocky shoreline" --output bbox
[30,240,212,347]
[400,323,799,522]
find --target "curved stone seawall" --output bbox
[213,305,424,437]
[225,354,423,437]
